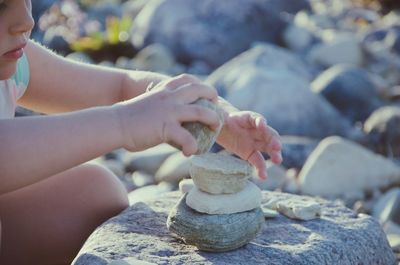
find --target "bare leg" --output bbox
[0,164,129,265]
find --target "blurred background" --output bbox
[29,0,400,259]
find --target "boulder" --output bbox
[280,136,319,169]
[311,65,384,123]
[122,144,177,175]
[364,106,400,157]
[73,191,396,265]
[208,51,353,138]
[155,152,191,183]
[132,0,310,67]
[307,35,363,67]
[299,136,400,199]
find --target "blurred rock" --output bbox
[128,182,174,205]
[251,161,287,191]
[155,152,191,183]
[178,178,194,194]
[132,0,310,67]
[307,34,363,67]
[131,171,155,188]
[66,52,94,64]
[373,187,400,224]
[299,136,400,199]
[207,43,314,91]
[131,43,176,74]
[122,0,150,20]
[364,105,400,157]
[122,144,177,175]
[311,65,384,123]
[283,24,314,52]
[280,136,319,169]
[209,66,353,138]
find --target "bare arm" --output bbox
[19,40,168,114]
[0,106,123,194]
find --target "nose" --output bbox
[9,2,35,36]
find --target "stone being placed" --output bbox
[167,194,264,252]
[73,191,396,265]
[186,181,262,214]
[189,153,253,194]
[182,99,224,154]
[299,136,400,199]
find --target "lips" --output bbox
[3,43,27,60]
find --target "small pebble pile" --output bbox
[167,153,265,252]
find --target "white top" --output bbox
[0,53,30,119]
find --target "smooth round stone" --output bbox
[182,99,224,154]
[190,153,253,194]
[186,181,262,214]
[167,194,264,252]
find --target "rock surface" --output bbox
[73,191,396,265]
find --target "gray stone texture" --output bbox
[73,191,395,265]
[132,0,311,67]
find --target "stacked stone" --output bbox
[165,97,265,252]
[167,154,265,252]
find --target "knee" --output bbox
[78,164,129,216]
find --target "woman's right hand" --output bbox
[113,74,221,156]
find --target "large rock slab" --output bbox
[299,136,400,199]
[73,191,395,265]
[132,0,310,67]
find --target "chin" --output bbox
[0,63,17,81]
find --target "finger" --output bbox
[174,82,218,103]
[247,151,268,180]
[165,124,198,156]
[178,105,221,130]
[164,74,202,90]
[270,150,283,164]
[233,112,264,129]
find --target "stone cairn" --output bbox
[166,98,265,252]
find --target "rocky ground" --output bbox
[28,0,400,263]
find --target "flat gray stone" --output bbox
[73,191,396,265]
[167,194,264,252]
